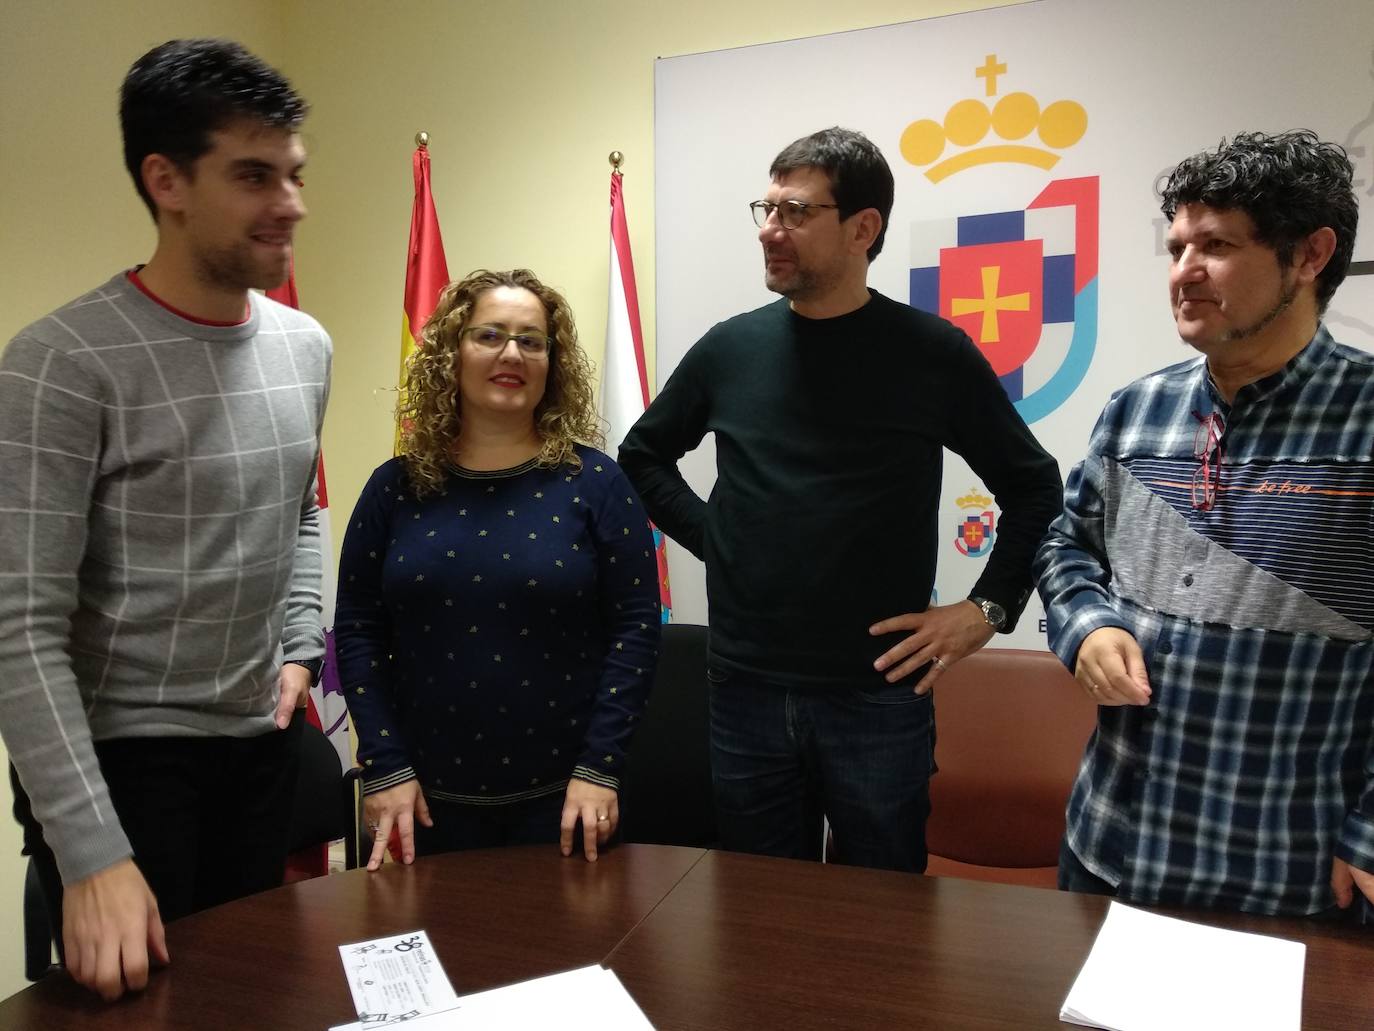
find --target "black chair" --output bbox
[288,719,366,872]
[618,622,718,848]
[23,857,59,981]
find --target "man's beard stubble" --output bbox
[1219,276,1299,344]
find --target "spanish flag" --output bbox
[396,137,449,450]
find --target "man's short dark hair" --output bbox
[120,39,307,219]
[1160,130,1358,313]
[770,127,895,262]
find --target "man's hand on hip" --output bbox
[62,857,169,1001]
[1074,627,1152,706]
[275,662,314,729]
[870,600,996,695]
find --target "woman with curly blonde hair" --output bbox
[336,269,660,868]
[398,269,603,494]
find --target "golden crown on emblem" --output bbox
[956,490,994,509]
[902,55,1087,183]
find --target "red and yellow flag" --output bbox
[396,139,450,450]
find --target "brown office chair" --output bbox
[923,647,1097,888]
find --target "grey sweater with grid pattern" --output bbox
[0,272,331,884]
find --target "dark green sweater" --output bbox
[619,291,1062,689]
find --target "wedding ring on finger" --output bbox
[596,813,609,823]
[932,656,948,671]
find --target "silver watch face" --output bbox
[979,598,1007,629]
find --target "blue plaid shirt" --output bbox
[1036,327,1374,915]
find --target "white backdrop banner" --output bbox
[653,0,1374,644]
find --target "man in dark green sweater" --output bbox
[619,127,1061,872]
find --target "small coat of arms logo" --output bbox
[954,489,997,557]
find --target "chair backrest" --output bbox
[618,622,717,848]
[23,858,58,981]
[287,720,350,855]
[925,647,1096,870]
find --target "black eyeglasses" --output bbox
[1191,410,1225,511]
[749,199,840,230]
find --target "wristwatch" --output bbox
[970,596,1007,632]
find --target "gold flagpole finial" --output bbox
[416,131,430,149]
[609,150,624,174]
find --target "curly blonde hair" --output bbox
[398,269,604,497]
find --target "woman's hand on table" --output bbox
[363,779,433,870]
[560,778,618,862]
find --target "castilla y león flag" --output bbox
[601,170,672,623]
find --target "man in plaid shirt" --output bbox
[1036,131,1374,917]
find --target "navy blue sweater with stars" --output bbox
[335,446,660,805]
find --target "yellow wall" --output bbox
[0,0,1012,1001]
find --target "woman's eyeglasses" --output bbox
[462,325,551,358]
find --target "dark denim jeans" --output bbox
[707,665,934,873]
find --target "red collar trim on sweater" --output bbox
[126,269,250,327]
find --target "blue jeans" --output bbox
[707,666,934,873]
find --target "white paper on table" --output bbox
[1060,900,1306,1031]
[335,929,460,1028]
[454,966,653,1029]
[329,965,652,1030]
[328,964,651,1030]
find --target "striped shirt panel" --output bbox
[1127,456,1374,627]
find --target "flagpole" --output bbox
[601,150,672,622]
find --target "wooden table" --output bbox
[2,845,1371,1029]
[606,850,1374,1029]
[0,844,704,1029]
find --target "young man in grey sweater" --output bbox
[0,39,331,1001]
